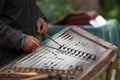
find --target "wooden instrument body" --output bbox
[0,26,117,80]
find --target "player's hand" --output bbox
[36,18,48,35]
[22,35,40,51]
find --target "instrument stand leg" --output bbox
[101,71,106,80]
[110,69,116,80]
[106,62,115,80]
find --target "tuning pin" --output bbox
[51,62,54,65]
[74,50,78,53]
[62,34,68,39]
[63,46,66,50]
[91,54,96,60]
[70,49,74,53]
[67,48,70,51]
[59,45,64,50]
[69,36,73,40]
[86,54,96,60]
[78,51,82,54]
[82,52,89,58]
[66,35,70,40]
[79,52,85,57]
[84,53,91,60]
[69,65,73,70]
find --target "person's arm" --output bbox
[0,20,27,50]
[0,1,27,50]
[0,1,39,51]
[0,21,41,52]
[36,5,48,35]
[36,5,46,21]
[0,18,40,52]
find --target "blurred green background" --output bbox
[99,0,120,22]
[36,0,74,23]
[36,0,120,23]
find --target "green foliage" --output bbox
[100,0,120,22]
[36,0,120,23]
[36,0,74,23]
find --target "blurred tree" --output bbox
[68,0,99,12]
[79,0,99,11]
[116,0,120,4]
[99,0,120,22]
[36,0,74,23]
[36,0,120,23]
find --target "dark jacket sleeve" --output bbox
[36,5,46,21]
[0,0,27,50]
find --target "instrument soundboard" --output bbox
[0,26,117,80]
